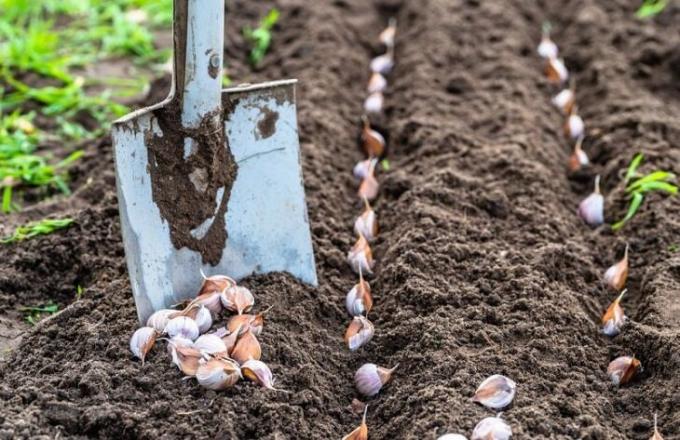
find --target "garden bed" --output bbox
[1,0,679,438]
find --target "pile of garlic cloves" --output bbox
[130,272,280,392]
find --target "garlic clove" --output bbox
[345,270,373,317]
[192,291,223,315]
[196,357,242,390]
[354,363,397,397]
[227,310,266,337]
[197,270,236,296]
[607,355,641,386]
[230,329,262,365]
[545,57,569,84]
[602,289,627,337]
[176,304,213,334]
[438,435,468,440]
[129,327,157,364]
[472,374,517,410]
[370,54,394,75]
[578,175,604,227]
[364,92,384,114]
[568,136,589,172]
[164,316,200,341]
[358,174,380,202]
[353,158,377,181]
[168,341,202,376]
[361,116,386,158]
[471,415,512,440]
[552,88,575,115]
[220,285,255,315]
[537,29,558,59]
[564,111,585,139]
[604,244,629,291]
[146,309,175,333]
[344,316,375,351]
[651,414,664,440]
[379,17,397,48]
[347,234,375,275]
[194,334,228,356]
[367,72,387,94]
[218,324,242,353]
[354,197,378,241]
[342,405,369,440]
[241,359,281,391]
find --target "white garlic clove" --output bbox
[379,17,397,48]
[537,35,558,59]
[146,309,175,333]
[345,274,373,317]
[364,92,384,114]
[578,175,604,227]
[353,159,375,181]
[354,198,378,242]
[344,316,375,351]
[370,54,394,75]
[602,289,627,337]
[192,291,223,315]
[358,174,380,202]
[472,374,517,410]
[129,327,157,364]
[196,357,242,390]
[347,235,375,275]
[193,305,213,334]
[367,72,387,94]
[604,244,629,291]
[230,329,262,365]
[438,435,468,440]
[354,363,397,397]
[168,341,202,376]
[164,316,200,341]
[220,286,255,315]
[194,334,227,356]
[545,57,568,84]
[607,355,641,386]
[241,359,280,390]
[565,112,585,139]
[552,88,575,114]
[166,335,194,355]
[471,416,512,440]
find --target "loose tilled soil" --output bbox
[1,0,680,438]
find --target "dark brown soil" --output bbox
[1,0,680,439]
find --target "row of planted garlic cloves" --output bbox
[129,272,281,392]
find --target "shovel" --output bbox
[112,0,317,323]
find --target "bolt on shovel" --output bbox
[112,0,317,323]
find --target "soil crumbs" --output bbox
[1,0,680,439]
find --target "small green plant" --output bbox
[21,303,59,325]
[76,284,84,299]
[612,153,677,231]
[243,9,279,66]
[636,0,668,18]
[1,217,74,244]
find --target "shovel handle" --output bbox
[172,0,224,128]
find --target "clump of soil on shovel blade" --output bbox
[1,0,680,439]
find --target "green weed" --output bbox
[243,9,279,66]
[1,217,74,243]
[20,303,59,325]
[636,0,668,18]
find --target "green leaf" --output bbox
[636,0,668,18]
[626,171,675,192]
[624,153,644,183]
[612,192,644,231]
[636,181,678,195]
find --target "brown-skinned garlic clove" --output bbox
[227,308,268,337]
[193,334,228,357]
[217,324,242,353]
[354,197,378,241]
[568,135,589,172]
[379,17,397,48]
[354,363,397,397]
[168,340,202,376]
[230,329,262,365]
[471,415,512,440]
[545,57,568,84]
[367,72,387,94]
[578,175,604,227]
[607,355,641,386]
[347,234,375,275]
[130,327,157,364]
[241,359,282,391]
[604,244,629,291]
[197,270,236,296]
[342,405,369,440]
[472,374,517,410]
[146,309,175,333]
[361,116,385,158]
[220,285,255,315]
[196,357,242,390]
[345,269,373,317]
[165,316,199,341]
[344,316,375,351]
[602,289,627,337]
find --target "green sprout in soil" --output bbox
[612,153,677,231]
[243,9,279,66]
[1,217,74,244]
[636,0,668,18]
[20,303,59,325]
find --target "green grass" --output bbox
[636,0,668,18]
[1,217,74,244]
[20,303,59,325]
[243,8,279,66]
[0,0,172,211]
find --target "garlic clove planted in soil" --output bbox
[552,88,575,115]
[345,316,375,351]
[607,355,641,386]
[545,57,568,84]
[578,175,604,227]
[361,116,386,158]
[342,406,369,440]
[367,72,387,94]
[564,109,585,139]
[230,329,262,364]
[437,435,468,440]
[358,173,380,202]
[604,244,629,291]
[370,53,394,75]
[354,197,378,241]
[194,334,228,357]
[602,289,627,337]
[241,359,280,390]
[379,17,397,48]
[353,158,377,181]
[130,327,157,364]
[364,92,384,114]
[220,285,255,315]
[345,270,373,317]
[165,316,200,341]
[651,414,664,440]
[537,25,558,59]
[472,374,517,410]
[146,309,175,333]
[471,415,512,440]
[568,135,589,172]
[196,357,242,390]
[354,363,397,397]
[347,234,375,275]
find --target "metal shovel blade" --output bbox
[112,0,316,323]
